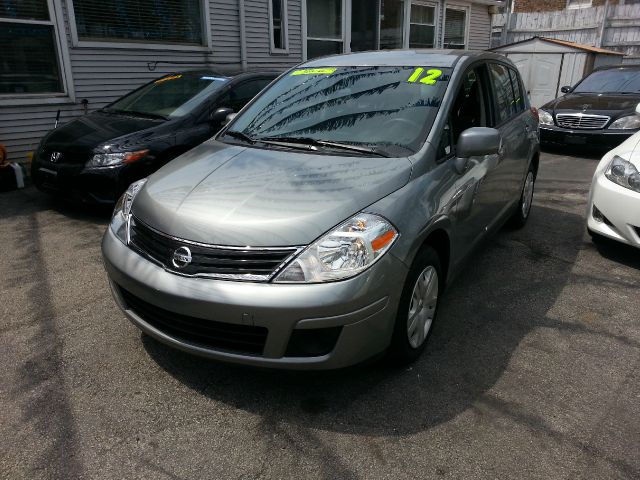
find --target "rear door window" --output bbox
[489,63,517,124]
[219,78,272,112]
[508,68,525,114]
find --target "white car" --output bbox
[587,104,640,248]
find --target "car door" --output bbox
[488,63,530,211]
[443,63,505,258]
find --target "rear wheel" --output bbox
[509,165,536,228]
[388,246,442,364]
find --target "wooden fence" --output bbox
[491,3,640,63]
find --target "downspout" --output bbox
[239,0,247,71]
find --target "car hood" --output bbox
[132,141,413,246]
[42,111,166,156]
[543,92,640,116]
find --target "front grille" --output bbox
[129,217,299,281]
[556,113,610,130]
[118,285,268,355]
[40,149,88,165]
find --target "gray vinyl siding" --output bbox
[468,3,491,50]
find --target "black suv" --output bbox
[539,65,640,149]
[31,70,279,205]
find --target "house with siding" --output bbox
[0,0,502,163]
[492,0,640,61]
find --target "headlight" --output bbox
[87,149,149,168]
[608,115,640,130]
[110,178,147,243]
[539,109,554,125]
[273,213,398,283]
[605,155,640,193]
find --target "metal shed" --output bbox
[490,36,625,108]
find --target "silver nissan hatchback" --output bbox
[102,50,539,369]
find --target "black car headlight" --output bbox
[608,115,640,130]
[87,149,149,168]
[538,109,554,126]
[110,178,147,244]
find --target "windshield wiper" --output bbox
[224,130,257,144]
[256,136,390,157]
[102,108,168,120]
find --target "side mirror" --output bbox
[636,103,640,115]
[453,127,501,174]
[222,112,237,126]
[560,86,573,94]
[210,107,234,125]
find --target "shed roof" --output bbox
[490,36,624,56]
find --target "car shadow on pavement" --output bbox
[541,144,604,160]
[0,186,112,223]
[142,203,592,438]
[590,236,640,270]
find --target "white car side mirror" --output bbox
[636,103,640,115]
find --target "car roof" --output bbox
[300,49,508,68]
[593,64,640,72]
[164,69,281,80]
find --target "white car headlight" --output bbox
[87,149,149,167]
[273,213,398,283]
[605,155,640,193]
[110,178,147,243]
[608,115,640,130]
[539,109,554,126]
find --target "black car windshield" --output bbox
[573,68,640,94]
[106,73,229,118]
[226,66,451,155]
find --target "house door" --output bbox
[509,53,562,108]
[306,0,345,59]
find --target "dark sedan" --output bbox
[539,65,640,150]
[31,70,278,205]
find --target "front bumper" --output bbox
[587,173,640,248]
[101,227,408,369]
[31,156,147,205]
[540,125,635,150]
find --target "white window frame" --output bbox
[303,0,348,61]
[442,2,470,50]
[404,0,439,49]
[66,0,213,52]
[0,0,75,106]
[269,0,289,54]
[566,0,593,9]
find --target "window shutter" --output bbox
[72,0,204,45]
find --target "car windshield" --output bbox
[106,73,229,118]
[225,66,452,155]
[573,68,640,94]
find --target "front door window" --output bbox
[409,2,436,48]
[306,0,343,59]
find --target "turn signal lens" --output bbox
[274,213,398,283]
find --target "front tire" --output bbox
[388,246,442,364]
[509,165,536,229]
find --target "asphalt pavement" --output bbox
[1,150,639,480]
